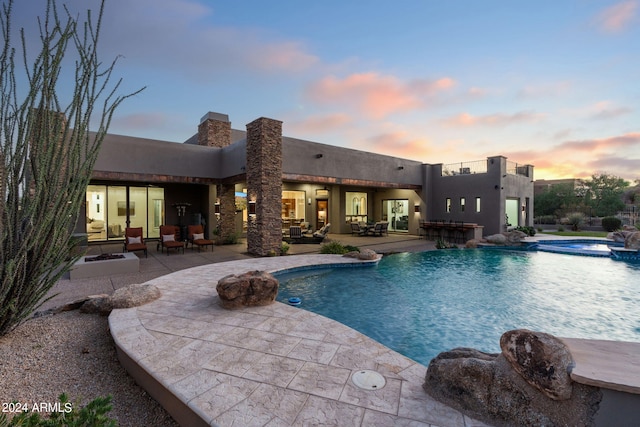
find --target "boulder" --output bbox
[608,231,627,243]
[216,270,278,309]
[500,329,574,400]
[356,249,378,260]
[485,233,507,244]
[423,331,602,427]
[505,230,528,244]
[625,231,640,250]
[343,249,378,260]
[79,294,113,315]
[465,239,479,248]
[485,231,528,246]
[111,284,161,309]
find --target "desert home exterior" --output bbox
[78,111,534,255]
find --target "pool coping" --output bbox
[108,254,481,426]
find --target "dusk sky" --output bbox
[10,0,640,181]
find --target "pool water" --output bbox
[276,250,640,366]
[536,240,620,257]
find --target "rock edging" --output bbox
[423,329,602,427]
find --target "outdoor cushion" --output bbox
[127,236,141,244]
[163,234,175,242]
[193,233,204,240]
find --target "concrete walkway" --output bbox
[42,233,435,312]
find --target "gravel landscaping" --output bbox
[0,310,178,427]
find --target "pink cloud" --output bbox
[363,131,436,161]
[440,111,545,127]
[502,133,640,180]
[251,41,319,72]
[286,113,353,134]
[305,73,456,119]
[558,132,640,152]
[594,1,638,33]
[588,101,633,120]
[517,81,572,99]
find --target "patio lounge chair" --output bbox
[187,224,214,252]
[313,223,331,239]
[123,227,147,257]
[158,225,184,255]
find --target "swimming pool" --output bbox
[275,249,640,366]
[535,239,622,257]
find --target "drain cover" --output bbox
[351,370,386,390]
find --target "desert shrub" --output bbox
[601,217,622,232]
[222,232,240,245]
[565,212,585,231]
[435,238,453,249]
[320,241,350,254]
[515,226,536,236]
[280,242,290,255]
[344,245,360,252]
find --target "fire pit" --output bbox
[85,253,125,262]
[71,252,139,280]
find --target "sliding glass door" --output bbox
[85,184,164,241]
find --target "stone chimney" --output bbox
[246,117,283,256]
[197,112,231,148]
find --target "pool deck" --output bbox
[108,254,487,426]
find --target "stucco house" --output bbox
[78,111,534,255]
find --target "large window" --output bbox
[346,191,368,223]
[282,190,306,228]
[85,185,164,241]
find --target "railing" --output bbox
[441,160,487,176]
[506,161,530,177]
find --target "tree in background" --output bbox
[0,0,143,335]
[534,182,582,218]
[583,173,628,217]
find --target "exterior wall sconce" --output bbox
[414,205,420,213]
[315,154,323,159]
[248,201,256,216]
[308,198,311,205]
[522,205,526,212]
[214,203,220,215]
[398,166,404,170]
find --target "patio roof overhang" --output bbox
[283,173,421,190]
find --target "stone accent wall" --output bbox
[197,112,231,148]
[246,117,283,256]
[217,183,236,243]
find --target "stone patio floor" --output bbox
[109,254,493,426]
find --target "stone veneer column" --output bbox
[198,112,231,148]
[217,184,236,243]
[246,117,283,256]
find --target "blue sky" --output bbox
[10,0,640,181]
